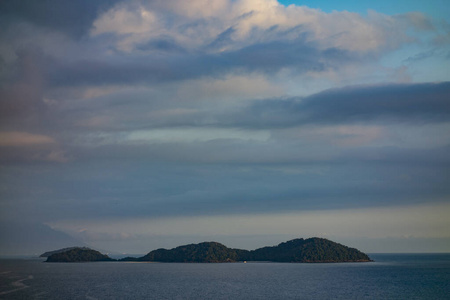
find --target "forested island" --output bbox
[43,238,372,263]
[40,246,91,258]
[45,247,114,262]
[127,238,371,263]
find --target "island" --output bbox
[40,246,91,258]
[136,241,248,263]
[122,237,372,263]
[246,237,372,262]
[43,238,372,263]
[45,247,115,262]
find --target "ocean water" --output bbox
[0,254,449,299]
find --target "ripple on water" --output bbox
[0,274,33,296]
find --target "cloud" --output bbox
[51,82,450,135]
[0,132,55,147]
[0,132,69,163]
[0,0,120,38]
[0,48,47,124]
[3,152,447,224]
[37,32,360,90]
[396,11,435,31]
[238,82,450,128]
[1,80,449,166]
[13,0,431,91]
[91,0,429,54]
[301,82,450,123]
[0,0,443,117]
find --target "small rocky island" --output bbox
[44,247,114,262]
[43,238,372,263]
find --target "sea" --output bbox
[0,254,449,299]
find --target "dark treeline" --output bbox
[122,238,372,263]
[44,238,372,263]
[46,248,114,262]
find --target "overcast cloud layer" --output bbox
[1,0,449,254]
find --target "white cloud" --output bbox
[127,127,270,143]
[90,0,429,54]
[77,128,270,145]
[92,3,158,36]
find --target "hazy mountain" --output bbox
[0,221,85,257]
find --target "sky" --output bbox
[0,0,449,256]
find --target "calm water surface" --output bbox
[0,254,449,299]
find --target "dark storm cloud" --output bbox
[46,39,350,88]
[302,82,450,122]
[237,82,450,128]
[0,0,120,38]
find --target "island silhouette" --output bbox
[44,237,372,263]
